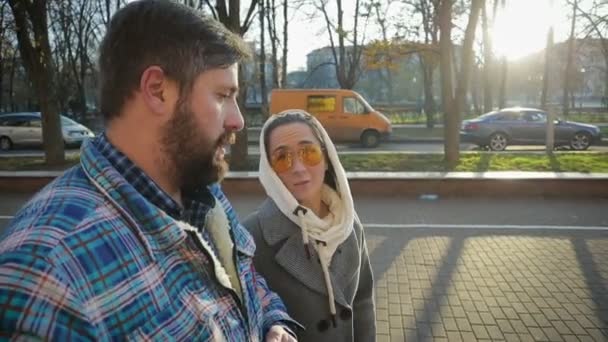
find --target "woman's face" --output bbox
[267,122,327,208]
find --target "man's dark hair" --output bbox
[98,0,251,121]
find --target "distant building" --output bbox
[301,44,442,106]
[509,38,607,107]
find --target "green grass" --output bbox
[0,155,79,171]
[453,153,608,172]
[338,152,608,173]
[2,152,607,173]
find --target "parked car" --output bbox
[460,107,602,151]
[0,112,95,151]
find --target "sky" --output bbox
[283,0,584,71]
[123,0,597,72]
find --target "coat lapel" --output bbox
[258,199,360,308]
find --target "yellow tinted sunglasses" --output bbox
[270,144,324,173]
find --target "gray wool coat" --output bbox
[243,198,376,342]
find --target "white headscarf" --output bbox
[258,109,356,326]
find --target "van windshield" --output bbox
[356,95,373,113]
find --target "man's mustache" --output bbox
[218,131,236,146]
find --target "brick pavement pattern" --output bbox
[366,228,608,342]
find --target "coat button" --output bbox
[340,308,352,320]
[317,319,329,332]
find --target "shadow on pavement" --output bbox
[368,228,608,341]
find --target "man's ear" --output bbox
[139,66,177,115]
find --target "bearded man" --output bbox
[0,1,298,341]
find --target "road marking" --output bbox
[365,223,608,230]
[1,215,606,231]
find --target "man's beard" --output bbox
[161,100,234,191]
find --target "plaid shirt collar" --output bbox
[93,133,213,228]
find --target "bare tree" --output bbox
[51,0,99,121]
[497,56,507,108]
[407,0,441,127]
[97,0,124,29]
[368,1,395,104]
[574,0,608,107]
[258,0,268,114]
[281,0,289,87]
[541,27,553,110]
[481,0,493,112]
[439,0,453,126]
[8,0,65,165]
[440,0,484,169]
[264,0,280,88]
[205,0,259,170]
[562,0,578,118]
[1,6,21,113]
[0,2,9,111]
[317,0,368,89]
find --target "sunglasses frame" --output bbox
[270,144,325,173]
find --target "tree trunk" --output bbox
[105,0,111,26]
[605,59,608,109]
[562,0,577,118]
[374,3,394,104]
[214,0,259,171]
[541,27,553,110]
[266,0,279,88]
[320,0,362,90]
[420,55,436,128]
[280,0,288,88]
[337,0,346,87]
[258,1,268,114]
[451,0,483,169]
[498,56,507,108]
[439,0,454,164]
[8,0,64,165]
[439,0,453,118]
[0,3,4,111]
[472,65,481,115]
[9,52,16,111]
[0,42,3,112]
[481,0,493,112]
[231,64,250,170]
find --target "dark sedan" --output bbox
[460,108,602,151]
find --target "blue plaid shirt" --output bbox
[95,134,218,255]
[0,135,297,340]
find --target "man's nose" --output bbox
[225,100,245,132]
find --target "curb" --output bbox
[2,171,608,198]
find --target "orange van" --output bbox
[269,89,392,147]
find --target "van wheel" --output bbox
[0,136,12,151]
[361,130,380,148]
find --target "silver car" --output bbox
[0,112,95,151]
[460,108,602,151]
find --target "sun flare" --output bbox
[492,0,564,61]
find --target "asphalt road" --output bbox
[3,192,607,235]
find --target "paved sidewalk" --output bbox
[366,227,608,342]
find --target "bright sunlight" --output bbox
[492,0,565,61]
